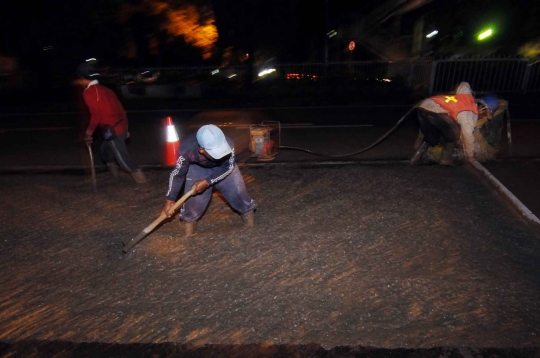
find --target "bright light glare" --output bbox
[426,30,438,38]
[211,69,219,75]
[382,78,392,82]
[166,126,179,142]
[228,74,237,78]
[89,73,100,77]
[258,68,276,77]
[478,29,493,40]
[85,58,96,62]
[141,71,150,75]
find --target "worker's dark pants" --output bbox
[179,164,256,223]
[418,108,461,146]
[100,131,140,172]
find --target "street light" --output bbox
[478,28,493,41]
[426,30,438,39]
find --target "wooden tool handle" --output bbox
[123,187,197,252]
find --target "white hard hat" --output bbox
[456,82,473,95]
[196,125,232,159]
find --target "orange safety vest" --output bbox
[430,94,478,121]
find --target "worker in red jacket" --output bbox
[410,82,479,165]
[74,62,146,183]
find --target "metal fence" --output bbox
[103,66,248,86]
[107,57,540,95]
[428,58,540,94]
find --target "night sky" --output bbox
[2,0,329,65]
[0,0,537,69]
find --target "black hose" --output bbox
[278,103,420,158]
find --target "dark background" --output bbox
[1,0,538,65]
[0,0,539,103]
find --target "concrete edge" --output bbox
[0,160,411,174]
[469,160,540,225]
[0,104,416,117]
[240,160,410,168]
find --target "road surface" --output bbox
[1,103,540,217]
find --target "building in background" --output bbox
[331,0,540,61]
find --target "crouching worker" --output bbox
[74,62,147,183]
[410,82,479,165]
[161,125,256,236]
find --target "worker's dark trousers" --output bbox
[179,164,256,223]
[99,131,140,172]
[418,108,460,146]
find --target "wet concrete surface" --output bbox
[2,105,540,224]
[1,164,540,356]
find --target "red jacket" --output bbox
[430,94,478,121]
[84,81,128,136]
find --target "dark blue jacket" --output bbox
[166,134,235,201]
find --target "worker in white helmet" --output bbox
[161,125,256,236]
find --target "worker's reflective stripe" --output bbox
[210,150,235,184]
[166,155,185,197]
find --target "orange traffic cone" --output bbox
[164,116,180,166]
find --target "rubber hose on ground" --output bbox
[278,103,420,158]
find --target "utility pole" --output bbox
[324,0,329,76]
[245,1,256,89]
